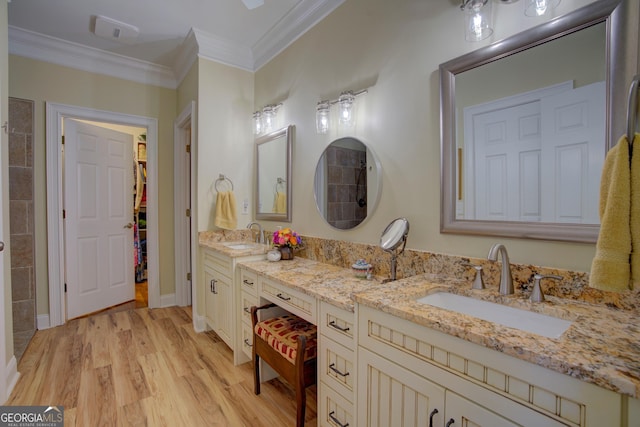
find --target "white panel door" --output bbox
[64,119,134,319]
[540,81,605,224]
[470,101,542,221]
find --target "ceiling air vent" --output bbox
[93,15,139,43]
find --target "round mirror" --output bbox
[380,217,409,252]
[313,137,382,229]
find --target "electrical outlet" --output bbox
[242,198,249,214]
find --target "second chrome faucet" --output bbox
[487,243,514,295]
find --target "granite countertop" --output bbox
[198,232,270,257]
[237,257,381,312]
[352,274,640,398]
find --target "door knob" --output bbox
[124,223,134,229]
[0,241,4,251]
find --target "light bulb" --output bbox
[338,92,355,126]
[316,101,330,134]
[253,111,262,135]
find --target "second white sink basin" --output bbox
[223,242,258,250]
[416,292,573,339]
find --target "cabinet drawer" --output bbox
[319,302,354,349]
[240,269,258,295]
[202,249,232,278]
[240,291,258,326]
[259,277,317,324]
[319,382,354,427]
[319,338,354,400]
[241,323,254,360]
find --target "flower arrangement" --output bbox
[272,227,302,249]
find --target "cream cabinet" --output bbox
[357,304,625,427]
[200,247,264,365]
[318,302,356,427]
[203,249,233,348]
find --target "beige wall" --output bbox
[254,0,611,273]
[8,55,178,312]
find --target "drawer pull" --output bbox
[210,279,218,294]
[329,363,350,377]
[445,419,455,427]
[429,409,438,427]
[328,320,350,333]
[243,339,252,347]
[243,307,251,314]
[243,279,254,286]
[276,293,291,301]
[329,411,349,427]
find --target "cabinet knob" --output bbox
[124,222,134,229]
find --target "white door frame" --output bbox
[173,101,197,312]
[46,102,159,327]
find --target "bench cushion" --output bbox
[255,314,317,364]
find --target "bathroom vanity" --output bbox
[235,256,640,427]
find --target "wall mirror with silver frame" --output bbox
[440,0,636,243]
[255,125,293,221]
[314,137,382,229]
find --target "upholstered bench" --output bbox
[251,304,317,427]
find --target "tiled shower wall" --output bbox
[326,145,367,229]
[8,98,35,360]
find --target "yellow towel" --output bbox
[214,191,237,230]
[590,135,632,291]
[273,192,287,213]
[631,133,640,288]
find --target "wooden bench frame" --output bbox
[251,303,317,427]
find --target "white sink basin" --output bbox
[416,292,573,339]
[223,242,257,250]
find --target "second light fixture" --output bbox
[316,89,368,134]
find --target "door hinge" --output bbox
[187,272,192,281]
[63,209,66,219]
[186,208,191,217]
[186,144,191,153]
[64,283,67,293]
[1,121,7,134]
[61,135,65,145]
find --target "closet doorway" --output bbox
[46,103,159,327]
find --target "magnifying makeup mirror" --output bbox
[380,217,410,282]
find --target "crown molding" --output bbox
[252,0,345,71]
[8,0,343,87]
[9,26,178,89]
[190,27,254,72]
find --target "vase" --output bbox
[279,246,294,260]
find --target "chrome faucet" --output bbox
[246,222,265,244]
[487,243,514,295]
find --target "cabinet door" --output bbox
[203,265,233,348]
[358,348,445,427]
[213,273,233,347]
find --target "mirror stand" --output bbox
[380,218,410,282]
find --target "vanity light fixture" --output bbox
[253,103,283,136]
[461,0,493,42]
[315,89,368,134]
[524,0,560,17]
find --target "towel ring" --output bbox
[626,74,640,143]
[215,174,234,192]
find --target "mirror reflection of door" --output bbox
[462,81,604,223]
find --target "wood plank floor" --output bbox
[6,306,317,426]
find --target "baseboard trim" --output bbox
[5,355,20,402]
[37,314,50,330]
[193,313,207,333]
[159,293,176,308]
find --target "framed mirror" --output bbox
[255,125,293,221]
[314,137,382,229]
[440,0,636,243]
